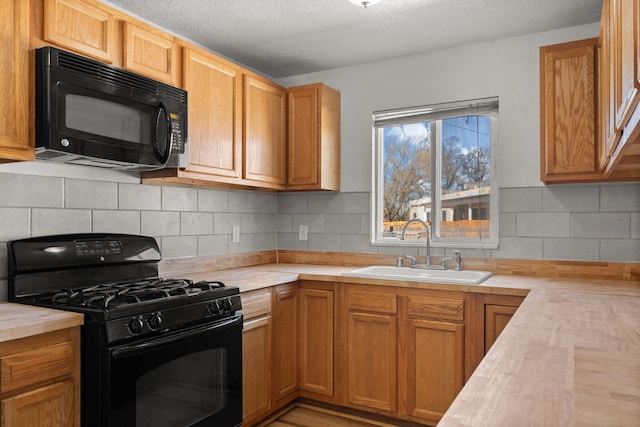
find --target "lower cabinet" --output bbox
[271,283,299,409]
[482,294,525,353]
[0,328,81,427]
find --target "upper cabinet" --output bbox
[0,0,32,162]
[122,21,180,86]
[287,84,341,191]
[540,0,640,184]
[42,0,116,63]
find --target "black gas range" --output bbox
[7,233,243,427]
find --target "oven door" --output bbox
[106,315,242,427]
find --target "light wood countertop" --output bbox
[0,302,84,342]
[181,262,640,426]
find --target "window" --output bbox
[372,97,498,248]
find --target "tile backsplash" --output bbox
[1,171,638,300]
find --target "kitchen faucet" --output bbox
[400,218,432,267]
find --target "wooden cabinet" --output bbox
[540,38,599,183]
[243,76,287,188]
[344,287,398,414]
[271,283,298,409]
[122,21,179,85]
[0,0,31,162]
[400,293,465,425]
[240,288,272,426]
[298,283,334,401]
[42,0,116,63]
[287,84,341,191]
[0,328,81,427]
[482,295,524,353]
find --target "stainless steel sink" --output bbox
[342,265,493,285]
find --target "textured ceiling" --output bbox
[102,0,602,78]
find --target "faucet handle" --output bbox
[453,250,462,271]
[405,255,417,266]
[440,257,452,269]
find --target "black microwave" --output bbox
[35,46,188,171]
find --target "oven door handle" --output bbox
[111,315,242,359]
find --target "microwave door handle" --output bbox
[111,315,242,359]
[153,102,173,165]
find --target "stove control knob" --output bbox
[221,297,232,312]
[128,317,144,335]
[208,300,223,316]
[148,312,162,330]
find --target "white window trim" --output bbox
[370,104,500,250]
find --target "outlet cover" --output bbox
[299,225,308,241]
[232,225,240,243]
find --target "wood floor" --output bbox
[258,404,403,427]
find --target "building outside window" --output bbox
[371,97,499,249]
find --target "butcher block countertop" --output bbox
[182,262,640,426]
[0,302,84,342]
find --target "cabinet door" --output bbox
[613,0,640,131]
[272,285,298,405]
[405,319,464,425]
[244,76,286,187]
[1,380,74,427]
[183,48,243,179]
[122,21,179,86]
[242,315,272,424]
[485,304,519,353]
[599,0,621,167]
[299,288,334,397]
[0,0,31,161]
[43,0,115,63]
[540,38,599,182]
[346,311,397,413]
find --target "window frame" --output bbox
[371,99,499,249]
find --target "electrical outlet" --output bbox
[299,225,308,241]
[232,225,240,243]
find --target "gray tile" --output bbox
[499,213,516,237]
[570,213,629,238]
[253,232,277,251]
[308,193,343,213]
[341,234,375,253]
[0,173,63,208]
[600,184,640,212]
[360,214,370,234]
[516,213,570,237]
[65,179,117,209]
[632,213,640,239]
[197,235,228,256]
[181,212,214,235]
[242,213,276,234]
[600,239,640,262]
[277,214,292,233]
[93,210,140,235]
[161,186,198,211]
[0,245,7,279]
[160,236,198,258]
[255,193,277,213]
[325,214,362,234]
[308,233,341,252]
[119,183,161,210]
[277,233,308,250]
[0,280,7,302]
[543,238,599,261]
[228,235,254,253]
[342,192,370,214]
[292,214,325,233]
[32,209,91,236]
[229,191,254,212]
[141,211,180,236]
[0,208,30,241]
[214,213,238,235]
[277,194,308,214]
[198,189,228,212]
[492,237,543,259]
[542,186,599,212]
[499,188,542,213]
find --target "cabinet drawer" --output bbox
[407,296,464,322]
[347,289,397,314]
[240,288,272,320]
[1,341,74,394]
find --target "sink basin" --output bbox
[342,266,493,285]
